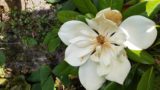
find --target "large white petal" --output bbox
[90,45,118,66]
[96,48,116,76]
[96,8,122,25]
[120,15,157,50]
[69,36,96,48]
[105,51,131,84]
[109,30,126,46]
[86,16,118,36]
[100,48,116,66]
[58,20,97,45]
[79,60,105,90]
[65,44,94,66]
[96,62,112,77]
[90,45,102,62]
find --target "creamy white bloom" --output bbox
[58,8,157,90]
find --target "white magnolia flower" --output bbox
[58,8,157,90]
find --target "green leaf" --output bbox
[124,64,138,87]
[28,69,40,82]
[76,15,87,22]
[98,0,109,10]
[123,1,147,19]
[123,64,140,90]
[57,10,80,23]
[47,0,60,3]
[43,28,60,52]
[60,0,76,10]
[111,0,124,11]
[48,38,60,52]
[52,61,78,86]
[92,0,99,7]
[0,51,5,65]
[32,83,42,90]
[100,82,123,90]
[28,66,53,90]
[28,65,52,83]
[125,0,139,5]
[72,0,97,14]
[41,76,54,90]
[98,0,123,11]
[137,67,155,90]
[43,29,58,45]
[22,37,37,47]
[126,49,155,64]
[146,0,160,18]
[39,66,52,85]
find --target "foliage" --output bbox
[0,0,160,90]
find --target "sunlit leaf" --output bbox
[126,49,155,64]
[146,0,160,18]
[137,67,155,90]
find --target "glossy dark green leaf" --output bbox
[92,0,99,7]
[126,49,155,64]
[75,15,87,22]
[57,10,80,23]
[39,66,52,85]
[72,0,97,14]
[137,67,155,90]
[53,61,78,86]
[111,0,124,11]
[60,0,76,10]
[100,82,123,90]
[124,64,138,87]
[0,51,5,65]
[123,1,147,19]
[123,64,140,90]
[98,0,109,10]
[98,0,123,11]
[32,83,42,90]
[125,0,139,5]
[48,38,60,52]
[41,76,54,90]
[28,69,40,82]
[28,66,53,90]
[28,65,52,83]
[153,75,160,90]
[43,29,58,45]
[43,28,60,52]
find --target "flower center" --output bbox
[96,35,105,45]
